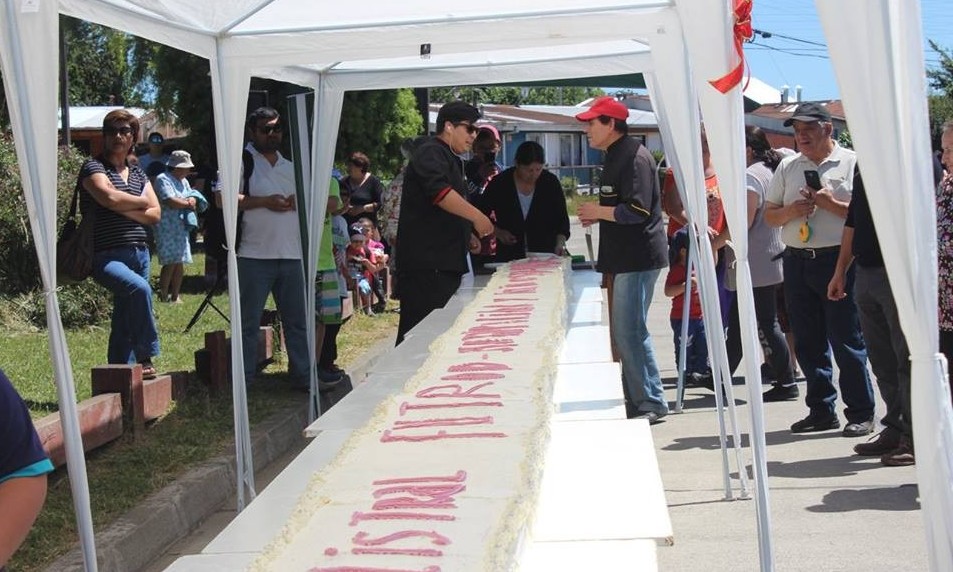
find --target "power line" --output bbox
[752,28,827,48]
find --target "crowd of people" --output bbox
[7,98,953,566]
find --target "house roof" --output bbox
[747,100,846,122]
[57,106,149,130]
[428,102,659,133]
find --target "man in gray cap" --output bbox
[764,102,875,437]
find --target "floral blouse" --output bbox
[937,172,953,331]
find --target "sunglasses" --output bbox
[103,126,134,137]
[257,124,283,135]
[454,122,479,135]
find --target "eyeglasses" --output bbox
[453,122,479,135]
[257,124,283,135]
[103,126,134,137]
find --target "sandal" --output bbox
[140,361,157,379]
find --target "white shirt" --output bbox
[237,143,302,259]
[765,143,856,248]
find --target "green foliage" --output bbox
[60,16,147,106]
[559,176,579,196]
[429,86,604,106]
[337,89,423,179]
[928,40,953,98]
[0,136,113,327]
[836,130,853,150]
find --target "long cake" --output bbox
[252,257,569,571]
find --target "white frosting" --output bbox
[251,258,568,572]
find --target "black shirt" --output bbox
[342,174,385,225]
[395,137,472,274]
[845,169,884,268]
[596,136,668,273]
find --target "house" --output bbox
[428,101,663,189]
[58,106,185,156]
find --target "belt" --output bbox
[779,246,840,260]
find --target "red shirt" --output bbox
[665,262,703,319]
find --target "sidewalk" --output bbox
[90,216,925,571]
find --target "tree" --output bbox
[429,86,604,106]
[927,40,953,149]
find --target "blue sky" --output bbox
[744,0,952,101]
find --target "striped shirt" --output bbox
[78,157,150,252]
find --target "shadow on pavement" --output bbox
[663,427,845,452]
[767,455,885,479]
[807,484,920,512]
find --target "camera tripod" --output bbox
[184,268,229,333]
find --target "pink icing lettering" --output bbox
[399,401,502,415]
[371,484,464,510]
[445,362,511,372]
[459,342,514,353]
[417,382,501,398]
[324,547,339,556]
[352,548,442,557]
[461,325,525,339]
[380,429,506,443]
[349,511,457,526]
[309,566,440,572]
[391,416,493,430]
[353,530,451,547]
[435,372,504,382]
[372,471,466,485]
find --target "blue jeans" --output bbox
[670,318,709,376]
[782,251,874,423]
[91,244,160,364]
[238,258,310,384]
[612,269,667,415]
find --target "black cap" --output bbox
[783,102,831,126]
[436,101,481,128]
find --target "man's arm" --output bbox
[813,187,849,219]
[827,226,855,300]
[0,474,47,567]
[763,198,816,227]
[434,188,494,237]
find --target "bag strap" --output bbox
[68,183,81,221]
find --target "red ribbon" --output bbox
[709,0,754,94]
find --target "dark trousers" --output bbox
[782,251,875,423]
[670,318,709,375]
[854,265,911,436]
[319,322,342,368]
[726,284,794,385]
[396,269,462,345]
[939,329,953,404]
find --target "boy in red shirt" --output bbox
[664,228,711,385]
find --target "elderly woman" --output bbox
[937,120,953,401]
[153,150,206,303]
[342,151,386,225]
[80,109,161,377]
[477,140,570,262]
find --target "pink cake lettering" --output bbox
[309,566,440,572]
[391,416,494,431]
[353,530,451,547]
[352,548,442,557]
[444,362,511,373]
[380,429,507,443]
[372,471,466,485]
[349,511,457,526]
[399,401,502,414]
[417,382,502,398]
[372,483,465,510]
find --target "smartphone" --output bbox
[803,169,822,191]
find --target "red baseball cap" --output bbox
[575,96,630,121]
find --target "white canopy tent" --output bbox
[0,1,948,571]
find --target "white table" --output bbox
[165,268,673,571]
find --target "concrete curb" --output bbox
[46,332,396,572]
[47,402,311,571]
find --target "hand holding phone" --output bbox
[803,169,822,191]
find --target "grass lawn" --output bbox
[2,251,399,571]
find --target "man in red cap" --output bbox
[576,96,669,423]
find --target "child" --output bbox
[345,226,381,315]
[357,216,388,313]
[318,190,354,383]
[663,228,711,385]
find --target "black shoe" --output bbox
[842,419,874,438]
[632,410,666,425]
[760,362,777,383]
[790,413,840,433]
[854,428,901,456]
[762,384,799,402]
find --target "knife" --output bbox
[585,225,596,270]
